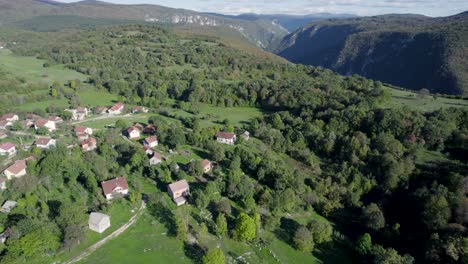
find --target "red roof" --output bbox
[0,143,15,151]
[101,177,129,195]
[215,132,236,140]
[81,137,97,147]
[35,119,49,127]
[48,116,62,122]
[0,178,5,183]
[145,136,158,144]
[143,125,156,134]
[152,152,162,160]
[5,160,26,175]
[127,126,140,134]
[110,102,124,112]
[35,138,52,146]
[75,126,88,133]
[202,159,211,168]
[0,120,10,127]
[0,114,16,120]
[76,107,87,113]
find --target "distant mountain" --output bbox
[233,13,358,32]
[0,0,288,49]
[276,13,468,95]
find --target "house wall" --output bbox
[4,169,26,180]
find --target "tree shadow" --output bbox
[183,241,206,264]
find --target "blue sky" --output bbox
[56,0,468,17]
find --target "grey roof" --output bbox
[89,212,110,225]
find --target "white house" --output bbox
[168,180,190,206]
[65,107,89,121]
[0,114,19,122]
[35,138,56,149]
[101,177,129,200]
[3,160,27,180]
[81,138,97,152]
[1,201,17,214]
[202,159,212,173]
[131,106,148,114]
[143,136,158,148]
[215,132,237,145]
[149,152,163,166]
[75,126,93,136]
[126,126,141,139]
[88,212,111,233]
[241,131,250,141]
[34,119,56,132]
[108,102,125,115]
[0,143,16,156]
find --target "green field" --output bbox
[384,87,468,112]
[0,49,86,85]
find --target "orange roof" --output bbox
[35,138,52,145]
[216,132,236,140]
[101,177,128,195]
[5,160,26,175]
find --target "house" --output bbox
[81,138,97,152]
[143,124,156,135]
[20,120,34,129]
[215,132,237,145]
[108,102,125,115]
[0,120,12,130]
[34,119,56,132]
[0,114,19,122]
[131,106,148,114]
[0,178,6,190]
[168,180,190,206]
[3,160,27,180]
[202,159,212,173]
[149,152,163,166]
[0,130,7,140]
[65,107,88,121]
[94,106,108,115]
[126,126,141,139]
[143,145,154,155]
[241,131,250,141]
[0,143,16,156]
[48,116,64,124]
[1,200,17,213]
[101,177,129,200]
[75,126,93,136]
[35,138,56,149]
[88,212,111,233]
[143,136,158,148]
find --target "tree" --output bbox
[356,233,373,255]
[423,195,450,229]
[202,248,225,264]
[234,213,256,241]
[115,119,128,130]
[215,213,228,237]
[293,226,314,252]
[36,126,49,135]
[372,245,414,264]
[362,203,385,230]
[307,219,333,244]
[417,88,430,99]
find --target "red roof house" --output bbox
[101,177,129,200]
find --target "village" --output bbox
[0,102,250,242]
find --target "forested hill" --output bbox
[0,0,287,49]
[276,13,468,95]
[0,24,466,263]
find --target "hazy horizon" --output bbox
[54,0,468,17]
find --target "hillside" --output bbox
[0,0,288,49]
[276,13,468,95]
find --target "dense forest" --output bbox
[276,13,468,95]
[0,24,466,263]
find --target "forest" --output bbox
[0,24,466,264]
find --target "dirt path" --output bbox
[64,201,146,264]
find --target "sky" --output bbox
[55,0,468,17]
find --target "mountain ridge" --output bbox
[276,12,468,95]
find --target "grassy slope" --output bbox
[383,86,468,112]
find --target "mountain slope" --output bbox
[0,0,288,49]
[276,13,468,95]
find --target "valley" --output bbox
[0,2,466,264]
